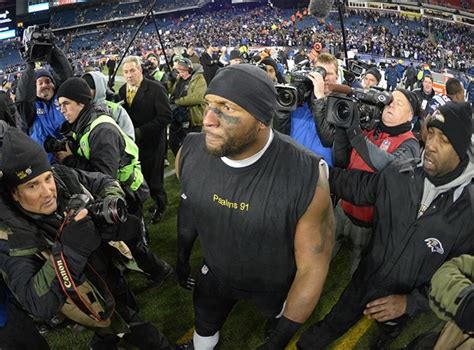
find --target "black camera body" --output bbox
[275,66,326,112]
[66,193,128,228]
[326,88,393,130]
[44,136,68,153]
[20,26,55,62]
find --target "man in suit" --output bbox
[119,56,172,224]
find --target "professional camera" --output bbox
[20,26,55,62]
[326,88,393,130]
[44,136,69,153]
[66,193,128,227]
[275,66,326,112]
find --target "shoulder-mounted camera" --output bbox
[20,25,55,62]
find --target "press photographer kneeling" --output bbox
[327,87,421,273]
[0,128,172,349]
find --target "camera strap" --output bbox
[50,244,115,323]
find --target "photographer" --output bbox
[144,53,166,83]
[331,89,421,273]
[274,53,339,166]
[53,77,172,286]
[168,58,207,156]
[0,128,173,349]
[15,28,73,163]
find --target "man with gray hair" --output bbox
[119,56,172,224]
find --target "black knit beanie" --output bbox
[396,88,421,117]
[205,64,276,125]
[365,67,381,83]
[427,101,472,159]
[0,127,51,187]
[57,77,92,105]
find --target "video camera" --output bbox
[20,26,55,62]
[326,86,392,130]
[275,65,326,112]
[66,193,128,227]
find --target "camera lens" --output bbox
[335,100,352,121]
[277,89,295,107]
[103,197,127,224]
[313,66,326,79]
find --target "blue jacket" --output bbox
[30,98,65,163]
[290,102,333,166]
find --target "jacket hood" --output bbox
[83,71,108,104]
[417,160,474,218]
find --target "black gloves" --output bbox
[256,316,302,350]
[175,258,195,290]
[455,287,474,333]
[61,216,101,257]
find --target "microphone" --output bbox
[327,83,352,95]
[308,0,334,18]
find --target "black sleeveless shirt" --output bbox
[179,131,320,293]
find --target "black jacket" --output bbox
[119,78,171,150]
[330,159,474,315]
[0,165,124,321]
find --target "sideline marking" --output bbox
[286,316,374,350]
[177,327,194,344]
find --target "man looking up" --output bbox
[175,64,334,350]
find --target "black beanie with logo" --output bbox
[57,77,92,105]
[427,101,472,160]
[0,127,51,187]
[205,64,276,125]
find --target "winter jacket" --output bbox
[430,254,474,330]
[170,64,207,127]
[0,165,124,321]
[83,71,135,140]
[330,159,474,316]
[61,104,149,202]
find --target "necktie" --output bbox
[127,87,136,106]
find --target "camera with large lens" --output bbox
[67,194,128,227]
[20,26,55,62]
[44,136,69,153]
[275,66,326,112]
[326,88,392,130]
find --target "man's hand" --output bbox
[364,294,407,322]
[176,260,195,290]
[55,142,73,164]
[308,71,326,99]
[61,209,101,257]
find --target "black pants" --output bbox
[297,270,408,349]
[193,262,287,336]
[140,135,167,213]
[0,299,50,350]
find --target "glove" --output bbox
[256,316,301,350]
[455,288,474,333]
[61,216,101,257]
[176,258,195,290]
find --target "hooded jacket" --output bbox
[330,159,474,316]
[83,71,135,140]
[170,64,207,127]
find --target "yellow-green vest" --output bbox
[74,114,143,192]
